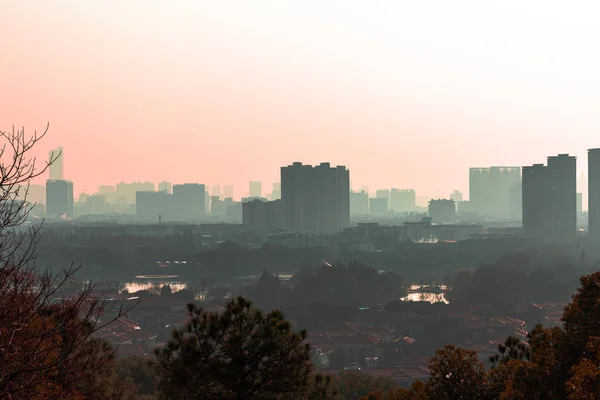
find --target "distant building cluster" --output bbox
[15,144,600,244]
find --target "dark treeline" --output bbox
[36,233,586,286]
[244,262,405,328]
[446,252,585,309]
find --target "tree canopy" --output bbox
[155,296,315,400]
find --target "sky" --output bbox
[2,1,600,199]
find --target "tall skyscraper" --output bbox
[211,185,221,199]
[589,149,600,241]
[46,179,73,218]
[171,183,206,222]
[390,189,416,212]
[49,147,64,180]
[117,181,155,205]
[376,189,390,211]
[281,162,350,234]
[223,185,234,199]
[350,190,369,216]
[469,167,521,218]
[523,154,576,240]
[136,191,171,222]
[548,154,577,238]
[271,182,281,200]
[249,181,262,198]
[369,197,388,215]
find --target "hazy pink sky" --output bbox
[2,1,600,198]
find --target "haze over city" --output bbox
[3,1,600,198]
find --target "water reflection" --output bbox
[401,284,448,304]
[123,281,187,293]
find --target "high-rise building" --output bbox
[49,147,64,180]
[523,154,576,240]
[390,189,416,212]
[376,189,390,211]
[223,185,234,199]
[116,182,155,205]
[87,195,108,214]
[271,182,281,200]
[249,181,262,198]
[136,191,171,222]
[158,181,172,193]
[450,190,463,203]
[46,179,73,218]
[350,190,369,216]
[509,182,522,221]
[577,193,583,215]
[589,149,600,241]
[281,162,350,234]
[172,183,206,222]
[428,199,456,223]
[211,185,221,199]
[242,199,285,232]
[469,167,521,218]
[369,197,388,216]
[548,154,577,238]
[98,185,116,194]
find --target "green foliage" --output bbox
[425,345,486,400]
[154,296,313,400]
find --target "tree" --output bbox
[336,371,397,399]
[161,285,173,297]
[360,381,426,400]
[489,336,530,367]
[155,296,313,399]
[0,126,133,399]
[425,345,486,400]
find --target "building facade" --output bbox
[46,179,73,219]
[171,183,206,222]
[281,162,350,234]
[428,199,456,223]
[135,191,171,222]
[589,149,600,241]
[523,154,576,241]
[469,167,521,219]
[249,181,262,198]
[49,147,64,180]
[390,189,416,212]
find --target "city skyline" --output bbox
[4,1,600,197]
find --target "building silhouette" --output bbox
[158,181,172,194]
[271,182,281,200]
[172,183,206,222]
[242,199,284,232]
[523,154,576,240]
[450,190,463,203]
[46,179,73,219]
[375,189,390,211]
[390,189,416,212]
[281,162,350,234]
[350,190,369,216]
[49,147,64,180]
[469,167,521,219]
[249,181,262,198]
[117,181,155,205]
[223,185,234,199]
[428,199,456,223]
[369,197,387,216]
[588,149,600,241]
[211,185,221,199]
[136,191,171,222]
